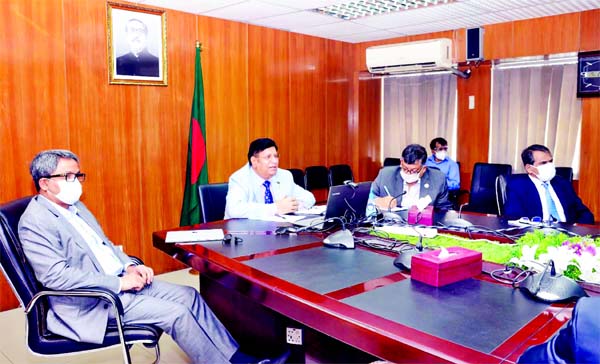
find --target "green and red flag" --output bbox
[180,42,208,226]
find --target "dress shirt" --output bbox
[224,165,316,219]
[400,180,421,208]
[46,197,125,276]
[528,175,566,222]
[425,155,460,190]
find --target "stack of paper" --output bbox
[165,229,224,243]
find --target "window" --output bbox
[381,72,457,160]
[490,54,581,177]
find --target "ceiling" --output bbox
[135,0,600,43]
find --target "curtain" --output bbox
[490,61,581,176]
[382,73,457,160]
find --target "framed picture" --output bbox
[107,2,167,86]
[577,51,600,98]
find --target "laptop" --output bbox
[294,181,372,229]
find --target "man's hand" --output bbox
[120,264,155,291]
[126,264,154,285]
[275,196,299,215]
[374,196,396,211]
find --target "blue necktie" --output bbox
[263,180,274,204]
[543,182,559,221]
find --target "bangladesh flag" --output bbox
[180,42,208,226]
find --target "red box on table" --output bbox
[411,247,482,287]
[407,205,433,226]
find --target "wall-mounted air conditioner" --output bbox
[366,38,453,75]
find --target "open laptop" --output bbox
[294,181,372,229]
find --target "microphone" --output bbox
[387,191,407,211]
[393,234,428,270]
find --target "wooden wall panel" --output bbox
[287,33,327,169]
[0,0,70,311]
[456,63,491,190]
[357,77,381,182]
[137,9,197,271]
[580,10,600,52]
[484,22,514,60]
[512,13,580,57]
[198,16,249,182]
[247,25,291,166]
[579,99,600,219]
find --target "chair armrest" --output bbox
[128,255,144,266]
[25,287,124,318]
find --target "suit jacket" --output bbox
[18,195,132,344]
[370,166,452,210]
[116,49,159,77]
[518,297,600,364]
[504,174,594,224]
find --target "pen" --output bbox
[384,185,391,197]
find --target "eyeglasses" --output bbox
[401,164,422,175]
[43,172,86,183]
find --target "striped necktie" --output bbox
[263,180,274,204]
[542,182,559,221]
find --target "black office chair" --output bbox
[0,196,162,364]
[288,168,305,188]
[461,163,512,215]
[328,164,354,187]
[304,166,329,191]
[383,157,401,167]
[556,167,574,182]
[198,183,229,223]
[495,174,508,216]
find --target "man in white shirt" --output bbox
[225,138,315,219]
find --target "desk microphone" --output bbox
[387,191,407,211]
[393,231,430,270]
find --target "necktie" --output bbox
[263,180,274,204]
[543,182,559,221]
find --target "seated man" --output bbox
[368,144,452,213]
[518,296,600,364]
[225,138,315,219]
[425,137,460,191]
[504,144,594,224]
[18,149,287,364]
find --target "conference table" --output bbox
[152,213,598,363]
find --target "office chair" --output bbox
[328,164,354,187]
[461,163,512,215]
[555,167,574,182]
[383,157,401,167]
[304,166,329,191]
[495,174,508,216]
[0,196,162,364]
[287,168,305,188]
[198,183,229,223]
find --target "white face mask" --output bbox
[53,179,83,205]
[400,170,420,184]
[435,151,447,161]
[535,162,556,182]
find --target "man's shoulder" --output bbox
[425,166,445,179]
[19,196,55,228]
[377,166,400,178]
[507,173,531,186]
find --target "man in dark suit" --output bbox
[369,144,452,213]
[116,18,159,77]
[18,149,288,364]
[518,296,600,363]
[504,144,593,224]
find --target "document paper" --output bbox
[165,229,225,243]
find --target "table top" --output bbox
[153,213,583,363]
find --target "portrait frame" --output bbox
[577,50,600,98]
[107,2,167,86]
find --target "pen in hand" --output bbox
[384,185,392,197]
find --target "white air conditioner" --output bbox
[366,38,453,75]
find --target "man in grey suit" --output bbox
[369,144,452,213]
[18,149,288,364]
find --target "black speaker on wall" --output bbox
[466,27,484,61]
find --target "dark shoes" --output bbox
[257,348,291,364]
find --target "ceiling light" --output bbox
[313,0,453,20]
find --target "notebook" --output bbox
[294,181,372,229]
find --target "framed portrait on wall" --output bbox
[107,2,167,86]
[577,51,600,98]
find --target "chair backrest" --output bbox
[288,168,305,188]
[383,157,401,167]
[198,183,229,223]
[304,166,329,191]
[468,163,512,215]
[555,167,573,182]
[495,174,508,216]
[328,164,354,187]
[0,196,39,307]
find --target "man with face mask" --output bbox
[18,149,290,364]
[368,144,452,213]
[425,137,460,191]
[504,144,594,224]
